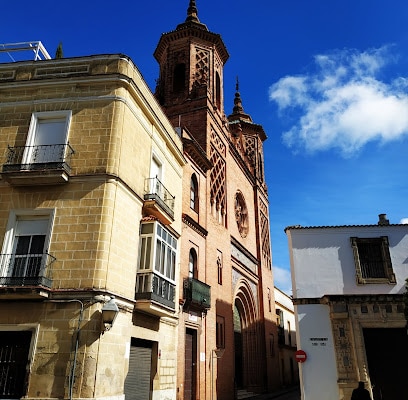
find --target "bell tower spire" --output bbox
[232,77,249,118]
[186,0,199,23]
[228,79,267,183]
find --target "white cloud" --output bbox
[272,265,292,295]
[269,46,408,156]
[400,218,408,224]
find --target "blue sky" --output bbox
[2,1,408,294]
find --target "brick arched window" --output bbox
[215,72,221,110]
[190,174,199,212]
[189,248,198,279]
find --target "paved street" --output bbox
[244,386,300,400]
[272,389,300,400]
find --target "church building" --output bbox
[154,2,281,398]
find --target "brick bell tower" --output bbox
[154,0,229,153]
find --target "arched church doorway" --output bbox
[233,282,259,392]
[234,304,243,388]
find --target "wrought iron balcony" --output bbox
[143,177,175,224]
[183,277,211,310]
[1,143,75,185]
[0,252,55,288]
[135,272,176,313]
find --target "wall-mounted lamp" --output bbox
[101,297,119,331]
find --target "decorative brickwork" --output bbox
[244,136,256,168]
[210,128,226,156]
[210,143,226,221]
[260,210,272,268]
[194,47,209,85]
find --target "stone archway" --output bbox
[233,280,260,392]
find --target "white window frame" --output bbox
[23,110,72,164]
[1,209,55,278]
[137,221,177,283]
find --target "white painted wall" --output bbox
[288,225,408,299]
[295,304,339,400]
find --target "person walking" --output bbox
[351,381,372,400]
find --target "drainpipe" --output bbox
[69,300,84,400]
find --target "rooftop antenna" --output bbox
[0,41,51,62]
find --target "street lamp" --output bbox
[101,297,119,331]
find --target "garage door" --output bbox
[124,339,152,400]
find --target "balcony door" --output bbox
[149,155,162,194]
[23,111,71,166]
[150,156,162,180]
[10,219,48,279]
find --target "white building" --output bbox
[274,287,299,387]
[286,214,408,400]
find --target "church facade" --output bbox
[154,2,281,398]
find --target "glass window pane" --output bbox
[15,236,30,255]
[160,243,165,275]
[166,247,172,278]
[30,235,46,254]
[170,251,176,280]
[141,223,154,235]
[145,237,152,269]
[139,238,146,270]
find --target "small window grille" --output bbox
[350,236,396,284]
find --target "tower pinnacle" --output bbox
[233,76,245,115]
[186,0,199,23]
[176,0,208,31]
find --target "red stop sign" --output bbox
[295,349,307,363]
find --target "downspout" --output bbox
[69,299,84,400]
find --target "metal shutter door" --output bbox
[124,345,152,400]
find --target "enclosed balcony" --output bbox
[135,221,178,316]
[0,252,55,299]
[143,177,175,225]
[1,143,75,185]
[183,277,211,311]
[135,272,176,316]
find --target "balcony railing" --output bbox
[2,143,75,173]
[0,252,55,287]
[183,277,211,310]
[135,271,176,310]
[144,177,175,219]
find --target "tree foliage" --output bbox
[55,42,63,59]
